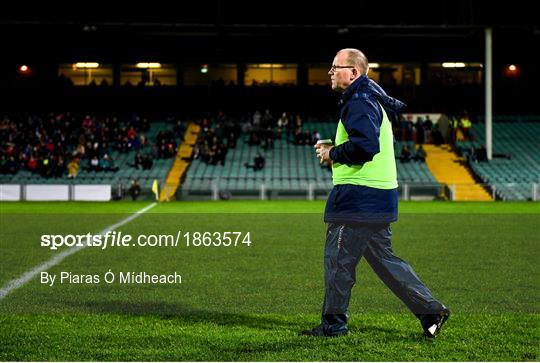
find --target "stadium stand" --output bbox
[455,119,540,200]
[10,112,515,201]
[0,113,183,199]
[181,122,438,200]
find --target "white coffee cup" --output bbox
[315,139,333,164]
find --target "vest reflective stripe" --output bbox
[332,103,398,189]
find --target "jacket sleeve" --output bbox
[330,97,382,165]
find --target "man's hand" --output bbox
[314,143,333,164]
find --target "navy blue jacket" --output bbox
[324,75,406,225]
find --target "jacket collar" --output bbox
[338,74,407,113]
[339,75,369,106]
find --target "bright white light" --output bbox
[19,65,29,72]
[442,62,466,68]
[508,64,517,71]
[136,63,161,69]
[74,62,99,68]
[368,63,380,68]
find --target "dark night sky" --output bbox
[0,1,537,64]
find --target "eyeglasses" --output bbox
[329,65,355,72]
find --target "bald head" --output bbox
[338,48,369,75]
[329,48,369,92]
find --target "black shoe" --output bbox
[421,307,451,338]
[300,324,348,337]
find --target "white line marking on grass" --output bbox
[0,202,157,299]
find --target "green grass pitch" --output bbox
[0,201,539,361]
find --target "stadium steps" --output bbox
[160,122,201,201]
[455,121,540,200]
[424,144,492,201]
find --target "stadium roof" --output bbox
[0,1,538,63]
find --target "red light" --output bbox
[504,64,520,78]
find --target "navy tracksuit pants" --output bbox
[321,222,445,335]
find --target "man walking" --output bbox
[303,48,450,338]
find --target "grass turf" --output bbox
[1,200,539,214]
[0,201,539,361]
[1,313,537,361]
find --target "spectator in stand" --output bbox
[459,112,472,140]
[129,179,141,200]
[277,112,289,135]
[405,118,414,141]
[304,131,312,145]
[413,145,426,162]
[214,146,226,166]
[68,158,79,178]
[214,123,224,139]
[127,126,141,150]
[82,115,93,130]
[76,142,85,157]
[27,155,39,173]
[424,115,433,143]
[133,153,144,169]
[175,119,185,139]
[263,127,274,150]
[254,153,265,171]
[142,154,153,170]
[244,153,265,171]
[252,110,262,129]
[398,115,408,141]
[294,129,305,145]
[449,115,459,144]
[100,154,119,172]
[279,113,288,136]
[88,156,100,171]
[54,155,65,177]
[201,118,210,132]
[242,119,253,134]
[288,113,298,138]
[399,145,412,162]
[295,114,303,129]
[192,144,200,160]
[415,117,425,144]
[227,131,237,149]
[40,156,51,177]
[141,117,150,132]
[262,109,274,129]
[4,156,18,174]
